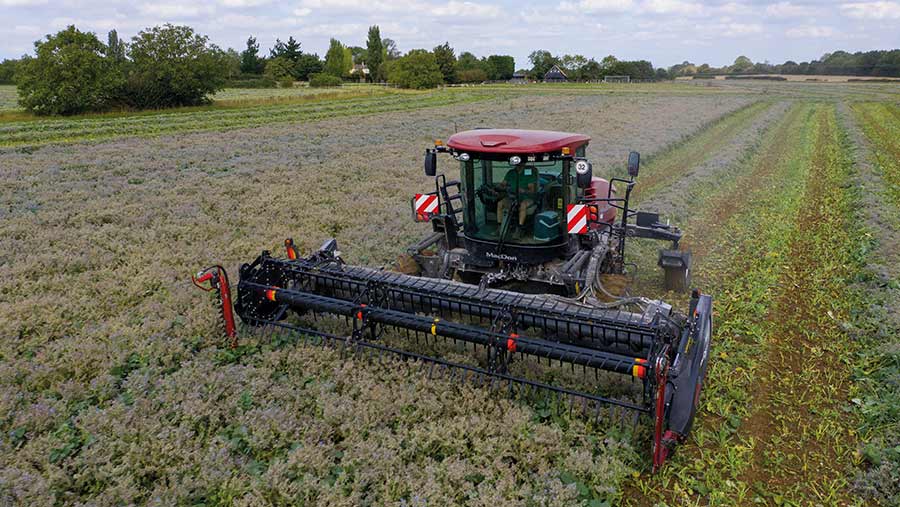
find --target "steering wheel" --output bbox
[477,183,502,204]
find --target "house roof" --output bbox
[446,129,590,154]
[544,65,567,78]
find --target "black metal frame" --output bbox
[220,242,713,469]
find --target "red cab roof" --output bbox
[446,129,590,154]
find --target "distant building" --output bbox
[349,63,370,83]
[509,71,528,84]
[543,65,567,83]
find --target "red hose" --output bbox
[192,266,237,347]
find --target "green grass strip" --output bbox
[628,103,817,504]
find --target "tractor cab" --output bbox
[423,130,596,264]
[412,128,690,294]
[448,130,590,250]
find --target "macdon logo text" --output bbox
[485,252,518,262]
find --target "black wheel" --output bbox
[234,262,288,325]
[666,295,713,437]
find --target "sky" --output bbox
[0,0,898,69]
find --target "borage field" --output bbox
[1,80,899,506]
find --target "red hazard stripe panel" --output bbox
[567,204,588,234]
[414,194,439,215]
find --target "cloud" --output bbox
[431,1,501,18]
[295,0,500,21]
[0,0,47,5]
[559,0,634,14]
[716,2,752,15]
[642,0,704,16]
[137,3,213,18]
[765,1,819,18]
[786,25,836,37]
[218,0,270,6]
[304,22,365,37]
[708,21,764,37]
[298,0,417,12]
[840,1,900,19]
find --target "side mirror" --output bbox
[424,149,437,177]
[575,160,592,189]
[627,151,640,178]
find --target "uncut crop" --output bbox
[847,102,900,505]
[0,90,494,148]
[0,90,752,506]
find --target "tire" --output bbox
[666,295,713,437]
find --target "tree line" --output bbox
[11,25,230,115]
[669,51,900,77]
[3,22,896,116]
[236,28,516,88]
[526,50,661,81]
[1,23,519,114]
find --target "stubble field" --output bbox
[1,81,898,506]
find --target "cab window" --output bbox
[461,155,571,245]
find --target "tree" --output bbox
[580,59,603,81]
[270,36,302,63]
[600,55,618,71]
[324,38,350,77]
[0,58,21,84]
[240,36,265,74]
[607,59,654,80]
[265,56,295,79]
[382,38,400,60]
[223,48,241,78]
[731,55,753,73]
[559,54,588,80]
[486,55,514,80]
[528,50,557,79]
[433,42,456,84]
[386,49,443,89]
[348,46,366,63]
[17,26,122,115]
[125,24,228,109]
[668,61,696,76]
[456,51,485,82]
[457,68,487,83]
[366,26,384,82]
[457,51,480,71]
[295,53,323,80]
[342,45,353,75]
[106,29,125,62]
